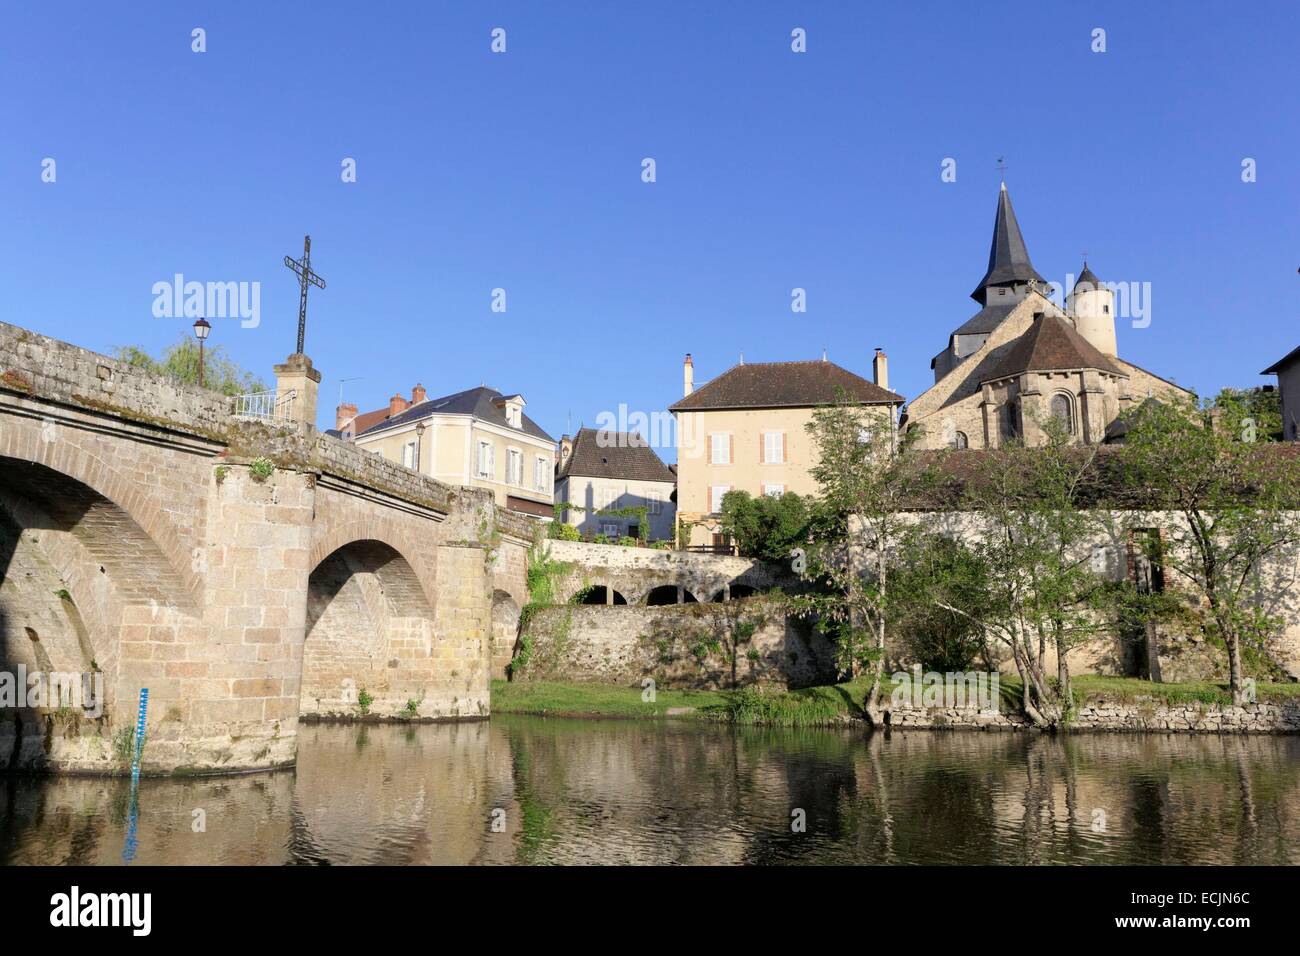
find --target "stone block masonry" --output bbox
[0,320,513,774]
[512,596,837,690]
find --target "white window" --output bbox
[710,485,730,513]
[507,449,522,486]
[646,490,662,515]
[763,431,784,464]
[401,440,417,469]
[601,487,620,510]
[762,484,784,497]
[534,456,549,492]
[600,522,620,539]
[710,433,731,465]
[476,441,494,479]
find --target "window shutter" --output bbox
[707,434,713,464]
[782,432,787,462]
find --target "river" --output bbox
[3,717,1297,865]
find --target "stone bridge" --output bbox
[0,322,533,774]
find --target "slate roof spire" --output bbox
[971,182,1045,304]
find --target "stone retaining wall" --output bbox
[512,596,836,690]
[884,699,1300,734]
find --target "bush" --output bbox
[718,490,810,561]
[549,522,580,541]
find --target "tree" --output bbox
[791,396,935,725]
[1114,395,1300,704]
[113,335,267,397]
[890,532,992,673]
[941,425,1112,726]
[718,489,810,562]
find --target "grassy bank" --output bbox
[492,674,1299,727]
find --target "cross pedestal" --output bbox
[273,352,322,431]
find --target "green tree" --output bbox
[890,533,992,672]
[113,335,267,397]
[718,489,810,562]
[1213,386,1283,443]
[791,396,935,725]
[1114,395,1300,704]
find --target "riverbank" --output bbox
[491,676,1300,732]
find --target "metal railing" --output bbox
[234,389,296,423]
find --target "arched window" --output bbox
[1050,393,1075,435]
[951,431,968,449]
[1000,402,1019,441]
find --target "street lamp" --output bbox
[414,421,426,472]
[192,318,211,388]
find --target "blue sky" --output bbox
[3,2,1297,455]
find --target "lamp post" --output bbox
[414,421,426,472]
[193,318,211,388]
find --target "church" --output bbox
[901,184,1192,449]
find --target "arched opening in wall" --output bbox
[0,455,190,724]
[579,586,627,606]
[645,585,680,606]
[302,539,435,717]
[710,583,758,602]
[1050,392,1076,436]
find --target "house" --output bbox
[668,352,904,549]
[1262,345,1300,441]
[335,384,556,517]
[902,183,1193,449]
[553,427,677,541]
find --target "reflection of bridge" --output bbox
[0,322,530,774]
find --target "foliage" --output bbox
[403,699,420,717]
[113,334,267,398]
[548,521,580,541]
[890,533,991,672]
[1213,385,1283,444]
[248,456,274,482]
[717,489,811,562]
[787,394,938,724]
[356,688,373,716]
[551,501,651,544]
[1113,394,1300,704]
[525,539,572,606]
[490,679,728,717]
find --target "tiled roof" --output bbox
[556,428,676,483]
[668,359,903,412]
[982,313,1124,382]
[355,386,555,443]
[1262,344,1300,375]
[952,303,1017,337]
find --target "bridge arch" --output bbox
[301,538,440,717]
[308,519,436,611]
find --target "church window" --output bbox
[951,431,968,450]
[1050,393,1075,435]
[1000,402,1019,441]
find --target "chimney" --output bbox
[335,402,358,431]
[559,434,573,462]
[389,393,409,418]
[411,383,426,404]
[683,353,694,397]
[872,348,889,391]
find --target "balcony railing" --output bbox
[234,389,296,423]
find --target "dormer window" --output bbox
[498,394,526,429]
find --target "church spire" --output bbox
[970,182,1044,304]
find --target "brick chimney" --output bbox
[411,383,426,404]
[335,402,358,431]
[872,348,889,391]
[389,394,409,418]
[683,353,694,397]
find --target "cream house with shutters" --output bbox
[335,384,556,517]
[669,352,903,549]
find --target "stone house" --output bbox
[554,427,677,541]
[669,352,904,549]
[1262,344,1300,441]
[904,183,1193,449]
[334,384,556,517]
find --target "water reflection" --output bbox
[2,719,1297,865]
